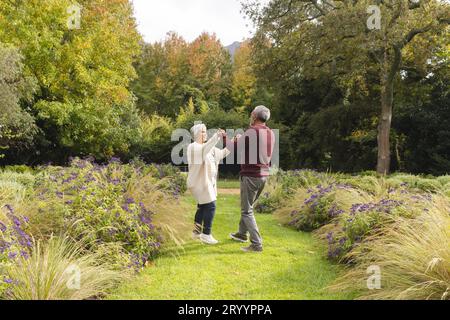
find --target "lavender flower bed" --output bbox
[0,157,188,297]
[280,176,434,262]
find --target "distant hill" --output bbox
[225,41,241,60]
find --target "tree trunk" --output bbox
[376,46,401,175]
[377,82,393,175]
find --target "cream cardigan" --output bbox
[187,133,231,205]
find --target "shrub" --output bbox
[291,185,338,231]
[389,174,443,193]
[34,99,141,161]
[148,163,187,195]
[323,197,416,261]
[0,180,27,204]
[3,237,126,300]
[134,115,175,163]
[128,159,187,195]
[0,170,35,190]
[330,196,450,300]
[255,169,332,214]
[340,176,396,194]
[277,179,428,261]
[437,175,450,186]
[1,166,36,174]
[0,204,33,297]
[30,158,189,270]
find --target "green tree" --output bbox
[244,0,450,174]
[231,40,257,112]
[188,32,233,109]
[0,0,142,162]
[132,33,194,117]
[0,43,38,159]
[132,32,234,118]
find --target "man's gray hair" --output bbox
[253,105,271,123]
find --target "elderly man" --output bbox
[225,106,275,252]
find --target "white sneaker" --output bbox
[192,232,201,240]
[200,233,219,245]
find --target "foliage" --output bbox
[34,99,141,161]
[244,0,450,173]
[3,237,127,300]
[274,170,447,261]
[133,115,175,164]
[29,158,189,269]
[331,196,450,300]
[0,43,38,159]
[132,32,234,118]
[0,0,142,163]
[255,169,331,214]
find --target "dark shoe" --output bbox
[230,233,248,243]
[241,245,263,253]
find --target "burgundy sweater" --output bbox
[224,124,275,177]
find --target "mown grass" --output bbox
[217,179,240,189]
[109,194,355,300]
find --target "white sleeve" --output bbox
[214,147,231,163]
[187,133,220,165]
[201,132,220,161]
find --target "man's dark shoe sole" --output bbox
[230,233,248,243]
[241,245,263,253]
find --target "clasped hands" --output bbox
[217,129,242,142]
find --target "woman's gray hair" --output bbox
[190,123,206,140]
[253,105,271,122]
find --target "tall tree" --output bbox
[132,32,234,117]
[0,43,37,159]
[231,40,257,111]
[244,0,450,174]
[0,0,142,161]
[187,32,233,109]
[132,32,192,117]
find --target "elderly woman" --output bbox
[187,123,230,245]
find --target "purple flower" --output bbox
[109,157,121,164]
[20,250,29,259]
[0,221,6,232]
[326,232,334,244]
[5,204,14,214]
[8,252,17,260]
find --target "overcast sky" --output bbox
[131,0,261,46]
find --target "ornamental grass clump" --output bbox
[330,195,450,300]
[3,236,126,300]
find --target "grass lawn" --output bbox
[109,193,355,300]
[217,179,240,189]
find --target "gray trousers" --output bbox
[239,175,267,248]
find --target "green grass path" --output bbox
[109,193,353,300]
